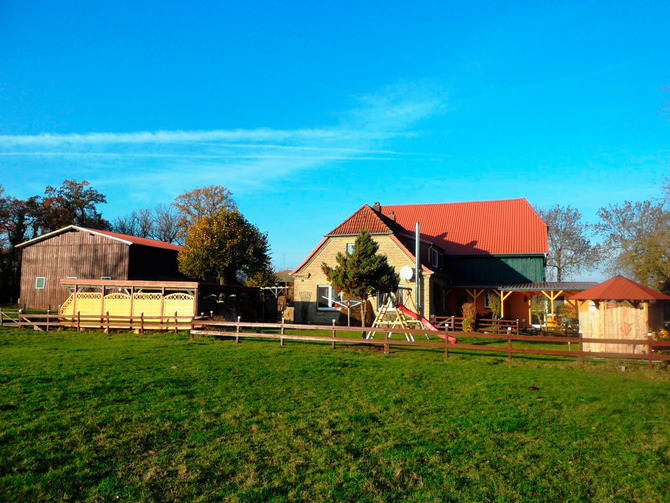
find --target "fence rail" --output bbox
[16,311,205,333]
[432,315,520,335]
[0,308,20,327]
[191,319,670,369]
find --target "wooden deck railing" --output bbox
[17,311,206,333]
[191,319,670,369]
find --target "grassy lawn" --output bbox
[1,328,669,502]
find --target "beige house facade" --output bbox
[291,204,448,325]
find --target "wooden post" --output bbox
[331,319,336,349]
[444,335,449,357]
[46,309,50,333]
[280,316,285,347]
[235,316,241,344]
[189,317,195,341]
[450,315,455,332]
[105,311,110,334]
[647,335,653,370]
[77,311,81,332]
[579,329,584,363]
[507,326,512,361]
[140,312,145,334]
[0,307,3,328]
[516,319,519,336]
[174,311,178,335]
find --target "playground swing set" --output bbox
[365,290,458,344]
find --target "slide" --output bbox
[397,304,458,344]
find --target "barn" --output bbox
[16,226,186,309]
[570,276,670,354]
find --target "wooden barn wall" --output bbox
[20,232,129,309]
[127,246,185,281]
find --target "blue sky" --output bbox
[1,1,669,276]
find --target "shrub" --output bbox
[488,295,501,320]
[462,302,477,332]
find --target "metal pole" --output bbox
[415,222,421,315]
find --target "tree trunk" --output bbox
[360,299,366,327]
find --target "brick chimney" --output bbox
[389,210,396,221]
[372,201,381,212]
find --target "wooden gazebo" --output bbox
[570,276,670,354]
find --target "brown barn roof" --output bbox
[569,276,670,301]
[16,225,182,251]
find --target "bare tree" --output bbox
[133,208,154,238]
[153,204,181,244]
[596,200,670,291]
[111,214,139,236]
[537,205,600,281]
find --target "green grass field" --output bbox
[1,328,669,502]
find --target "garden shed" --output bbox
[570,276,670,354]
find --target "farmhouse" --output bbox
[292,199,594,325]
[17,225,185,309]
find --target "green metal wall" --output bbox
[447,255,545,284]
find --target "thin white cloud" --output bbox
[0,83,448,194]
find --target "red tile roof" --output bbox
[327,205,399,236]
[381,198,548,255]
[569,276,670,301]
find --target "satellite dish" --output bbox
[399,266,414,281]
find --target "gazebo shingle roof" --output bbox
[569,276,670,301]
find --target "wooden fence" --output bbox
[16,311,204,333]
[191,319,670,369]
[432,315,520,335]
[0,308,20,327]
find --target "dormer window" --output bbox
[429,248,439,267]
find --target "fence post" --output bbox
[331,319,336,349]
[647,334,653,370]
[236,316,241,344]
[579,330,584,363]
[280,316,285,347]
[105,311,110,334]
[507,326,512,361]
[0,307,3,328]
[77,311,81,332]
[189,317,195,341]
[174,311,178,335]
[516,319,519,336]
[46,309,50,333]
[444,335,449,357]
[450,315,455,332]
[140,312,145,334]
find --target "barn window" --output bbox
[35,277,45,289]
[101,276,111,280]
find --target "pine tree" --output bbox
[322,230,399,326]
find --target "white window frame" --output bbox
[35,277,46,290]
[346,243,355,255]
[317,285,342,310]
